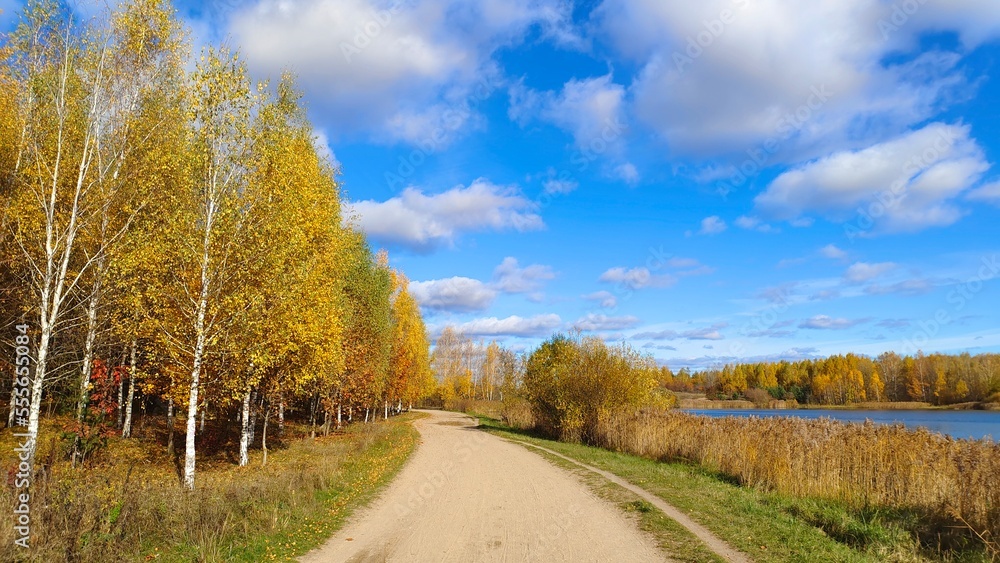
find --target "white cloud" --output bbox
[755,123,991,232]
[452,314,562,337]
[734,215,775,233]
[229,0,577,143]
[698,215,727,235]
[614,162,640,184]
[864,279,933,296]
[409,277,497,313]
[599,267,677,290]
[810,289,841,301]
[510,73,627,151]
[633,322,727,341]
[348,179,543,252]
[819,244,847,260]
[844,261,897,283]
[595,0,1000,159]
[799,315,870,330]
[311,129,341,168]
[543,178,579,195]
[573,314,641,331]
[492,257,555,293]
[967,181,1000,205]
[583,291,618,309]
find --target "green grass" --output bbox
[211,414,420,562]
[525,441,726,562]
[474,415,963,563]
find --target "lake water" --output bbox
[682,408,1000,441]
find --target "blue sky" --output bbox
[7,0,999,369]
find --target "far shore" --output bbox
[677,396,1000,412]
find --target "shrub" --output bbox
[522,334,659,443]
[743,387,772,407]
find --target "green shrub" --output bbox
[522,334,659,443]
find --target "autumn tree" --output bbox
[155,46,261,488]
[2,0,185,458]
[388,270,433,412]
[339,236,393,423]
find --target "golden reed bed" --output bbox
[594,410,999,547]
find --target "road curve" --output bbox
[300,409,668,562]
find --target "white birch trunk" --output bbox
[184,281,210,488]
[261,407,270,467]
[77,268,103,421]
[238,388,251,467]
[122,340,137,438]
[277,395,284,434]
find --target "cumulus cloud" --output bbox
[633,322,727,341]
[348,179,543,252]
[734,215,776,233]
[755,123,991,232]
[572,314,641,331]
[583,291,618,309]
[844,262,897,283]
[230,0,578,143]
[698,215,727,235]
[820,244,848,260]
[967,181,1000,205]
[614,162,640,184]
[595,0,1000,159]
[799,315,870,330]
[599,267,677,290]
[509,73,628,151]
[492,257,556,294]
[409,277,497,313]
[451,314,563,337]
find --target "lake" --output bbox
[682,408,1000,441]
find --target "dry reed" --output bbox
[594,410,1000,549]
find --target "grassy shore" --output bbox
[0,412,420,562]
[476,415,997,562]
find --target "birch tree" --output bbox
[2,0,164,459]
[74,0,185,424]
[159,46,259,489]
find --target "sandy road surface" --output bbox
[301,410,668,562]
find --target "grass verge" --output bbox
[0,413,421,562]
[475,415,991,563]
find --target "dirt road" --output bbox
[300,409,668,562]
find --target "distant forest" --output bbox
[663,352,1000,406]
